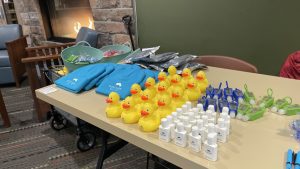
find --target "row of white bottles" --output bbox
[158,102,231,162]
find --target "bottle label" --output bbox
[175,133,186,147]
[159,129,170,142]
[205,146,216,161]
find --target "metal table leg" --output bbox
[96,130,128,169]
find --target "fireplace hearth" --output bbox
[39,0,94,42]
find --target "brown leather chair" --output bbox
[195,55,258,73]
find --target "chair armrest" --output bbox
[25,42,75,52]
[21,54,60,63]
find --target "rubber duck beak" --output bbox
[145,82,151,87]
[122,103,130,109]
[196,76,203,80]
[130,89,138,95]
[158,86,165,91]
[141,110,149,116]
[182,73,188,77]
[141,95,148,101]
[106,98,112,103]
[171,79,177,83]
[158,76,165,81]
[158,101,166,106]
[172,93,179,98]
[188,83,195,88]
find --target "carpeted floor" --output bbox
[0,83,153,169]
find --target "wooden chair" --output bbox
[195,55,258,73]
[21,42,75,122]
[0,89,10,127]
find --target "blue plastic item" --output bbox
[213,83,223,99]
[290,119,300,142]
[233,88,244,103]
[224,81,233,102]
[206,85,214,98]
[55,64,106,93]
[206,98,218,112]
[198,96,207,110]
[96,65,145,99]
[286,149,293,169]
[229,101,239,118]
[218,99,229,113]
[295,151,300,169]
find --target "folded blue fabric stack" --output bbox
[55,63,159,99]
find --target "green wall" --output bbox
[136,0,300,75]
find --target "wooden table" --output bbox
[0,89,11,128]
[36,67,300,169]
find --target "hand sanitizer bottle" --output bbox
[202,115,208,128]
[216,118,227,143]
[176,108,183,116]
[220,113,231,135]
[186,101,192,111]
[159,118,171,142]
[197,103,204,112]
[192,107,200,114]
[206,110,212,119]
[182,116,192,133]
[171,112,178,121]
[205,123,216,138]
[197,119,206,142]
[188,111,197,126]
[204,133,218,161]
[167,115,175,140]
[182,104,188,114]
[189,126,202,152]
[175,122,187,147]
[208,105,215,113]
[222,107,229,114]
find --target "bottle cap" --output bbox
[182,105,188,113]
[186,101,192,110]
[202,115,208,124]
[207,133,217,145]
[218,118,225,128]
[197,119,204,128]
[192,126,198,136]
[176,108,183,115]
[192,107,199,114]
[161,118,168,128]
[208,123,215,133]
[177,122,184,132]
[222,107,229,113]
[167,116,173,125]
[197,103,204,111]
[208,105,215,112]
[195,115,201,120]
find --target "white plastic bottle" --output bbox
[192,107,199,114]
[182,104,188,114]
[159,118,171,142]
[186,101,192,111]
[175,122,187,147]
[188,111,196,126]
[206,110,212,119]
[171,112,178,121]
[189,126,202,152]
[182,116,192,133]
[216,118,227,143]
[197,119,206,142]
[167,115,175,140]
[220,112,231,135]
[205,123,216,138]
[204,133,218,161]
[208,105,215,113]
[176,108,183,116]
[222,107,229,114]
[197,103,204,112]
[202,115,208,128]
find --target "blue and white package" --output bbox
[55,64,106,93]
[96,65,145,99]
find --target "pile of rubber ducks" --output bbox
[105,65,209,132]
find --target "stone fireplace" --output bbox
[13,0,134,47]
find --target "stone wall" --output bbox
[0,2,6,25]
[11,0,135,47]
[90,0,134,47]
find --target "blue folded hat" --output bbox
[96,64,145,99]
[55,64,106,93]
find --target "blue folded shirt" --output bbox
[55,64,106,93]
[96,64,145,99]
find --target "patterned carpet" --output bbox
[0,84,153,169]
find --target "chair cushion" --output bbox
[0,24,23,50]
[0,50,10,67]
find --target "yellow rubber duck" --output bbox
[144,77,156,97]
[130,83,142,104]
[181,68,193,89]
[136,89,156,111]
[167,65,177,82]
[121,97,140,124]
[157,71,170,86]
[105,92,122,118]
[168,74,184,93]
[138,103,160,132]
[184,78,202,101]
[170,87,187,110]
[195,71,209,92]
[155,94,173,119]
[155,81,170,102]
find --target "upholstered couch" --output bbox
[0,24,27,87]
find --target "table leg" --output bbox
[0,90,10,127]
[96,130,128,169]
